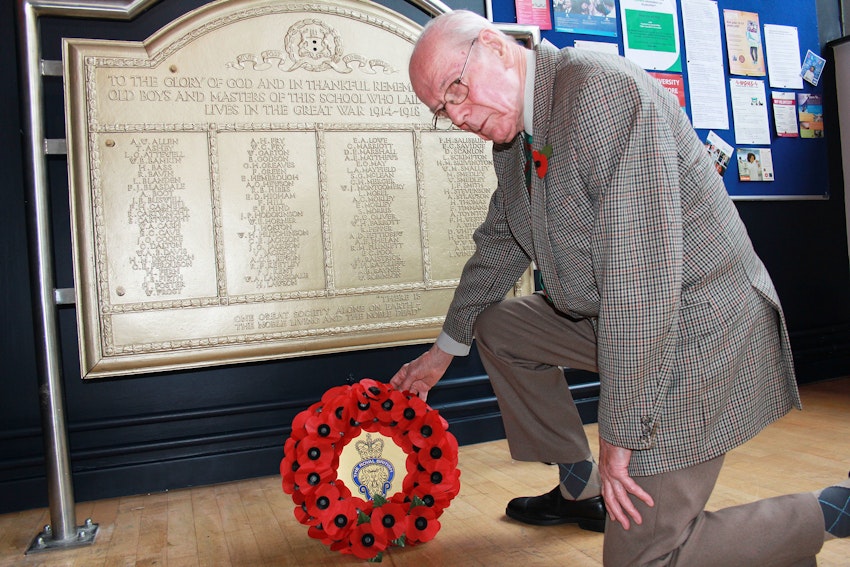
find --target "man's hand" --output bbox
[389,344,454,401]
[598,437,655,530]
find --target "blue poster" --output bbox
[553,0,618,37]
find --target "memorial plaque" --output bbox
[64,0,532,378]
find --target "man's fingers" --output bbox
[617,488,643,527]
[603,478,654,530]
[389,364,410,389]
[409,379,431,401]
[624,478,655,509]
[603,483,631,530]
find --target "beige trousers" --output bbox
[473,294,825,566]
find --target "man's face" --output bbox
[413,32,523,144]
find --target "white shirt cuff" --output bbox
[435,331,471,356]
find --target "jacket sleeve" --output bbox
[574,69,684,451]
[441,172,532,347]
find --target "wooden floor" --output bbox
[2,378,849,566]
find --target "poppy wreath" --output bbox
[280,378,461,562]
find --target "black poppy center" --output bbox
[334,514,348,527]
[382,400,393,411]
[415,517,428,530]
[423,494,435,507]
[429,447,442,459]
[430,471,443,484]
[382,515,395,527]
[357,401,370,411]
[318,424,331,437]
[307,447,321,460]
[420,425,433,438]
[317,496,330,510]
[307,472,321,486]
[361,533,375,547]
[403,408,415,420]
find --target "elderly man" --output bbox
[389,9,850,566]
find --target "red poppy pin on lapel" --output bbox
[533,144,553,178]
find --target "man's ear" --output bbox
[477,27,507,58]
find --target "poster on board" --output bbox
[620,0,681,71]
[724,10,765,76]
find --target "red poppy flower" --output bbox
[347,522,388,560]
[293,460,333,496]
[350,381,384,424]
[407,411,448,448]
[419,435,459,469]
[307,523,332,543]
[372,388,407,424]
[427,466,461,499]
[532,150,548,178]
[373,419,399,440]
[280,437,300,493]
[291,489,306,506]
[390,393,428,423]
[321,385,351,404]
[406,505,441,544]
[295,436,336,470]
[390,492,409,507]
[370,502,407,541]
[404,460,461,504]
[332,479,353,500]
[289,407,315,442]
[359,378,393,407]
[321,394,353,434]
[304,408,345,441]
[408,484,453,512]
[294,501,316,526]
[321,497,358,540]
[329,538,353,553]
[306,483,343,522]
[405,452,423,476]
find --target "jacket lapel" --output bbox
[528,43,561,301]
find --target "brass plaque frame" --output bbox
[64,0,532,378]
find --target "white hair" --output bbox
[413,10,502,59]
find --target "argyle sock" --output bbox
[814,475,850,540]
[558,459,601,501]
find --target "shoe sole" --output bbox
[505,509,605,533]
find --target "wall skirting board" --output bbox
[0,365,601,514]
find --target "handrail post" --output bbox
[16,0,96,552]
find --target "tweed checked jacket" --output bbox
[442,42,802,476]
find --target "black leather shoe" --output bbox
[506,486,606,532]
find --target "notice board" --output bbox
[491,0,828,200]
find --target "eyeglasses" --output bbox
[432,38,477,130]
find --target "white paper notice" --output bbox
[763,24,804,89]
[730,78,771,145]
[574,40,620,55]
[681,0,728,129]
[771,91,799,137]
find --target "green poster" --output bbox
[620,0,681,72]
[624,10,676,53]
